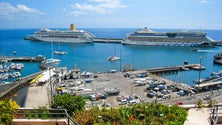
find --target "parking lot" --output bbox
[83,71,196,108]
[56,70,222,108]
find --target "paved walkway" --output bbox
[24,84,50,108]
[184,108,211,125]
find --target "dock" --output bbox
[0,55,45,62]
[93,38,122,43]
[197,81,222,88]
[146,64,200,74]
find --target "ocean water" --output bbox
[0,28,222,86]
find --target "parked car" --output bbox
[128,100,137,105]
[177,90,185,96]
[160,89,170,94]
[116,95,125,101]
[203,94,210,100]
[176,101,183,105]
[98,93,106,99]
[119,99,128,105]
[147,90,157,98]
[90,94,98,101]
[162,95,169,99]
[157,84,165,90]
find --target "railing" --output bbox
[14,108,80,125]
[211,103,222,125]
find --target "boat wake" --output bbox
[196,50,219,53]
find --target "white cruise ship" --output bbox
[29,24,95,43]
[122,27,215,47]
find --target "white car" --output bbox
[119,99,128,105]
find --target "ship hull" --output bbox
[31,36,93,43]
[122,40,204,47]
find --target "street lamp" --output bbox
[198,56,203,86]
[49,67,53,102]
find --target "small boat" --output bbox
[104,88,120,95]
[214,53,222,59]
[53,51,68,55]
[81,71,93,77]
[44,42,61,64]
[107,56,120,61]
[191,48,198,51]
[214,59,222,65]
[192,64,206,70]
[109,69,117,73]
[53,43,68,55]
[13,51,17,54]
[44,58,61,64]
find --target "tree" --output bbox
[51,93,85,115]
[0,99,19,125]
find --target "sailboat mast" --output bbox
[51,41,54,59]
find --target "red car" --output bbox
[176,102,183,105]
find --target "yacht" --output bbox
[107,56,120,61]
[53,51,68,55]
[122,27,215,47]
[44,58,61,64]
[28,24,95,43]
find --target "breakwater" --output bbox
[0,55,45,63]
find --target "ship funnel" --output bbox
[70,24,75,31]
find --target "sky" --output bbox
[0,0,221,29]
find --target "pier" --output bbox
[0,55,45,62]
[146,64,200,74]
[93,38,122,43]
[0,71,42,99]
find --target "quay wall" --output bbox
[0,56,44,62]
[0,71,42,99]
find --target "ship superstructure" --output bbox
[30,24,95,43]
[122,27,214,46]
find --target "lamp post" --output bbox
[198,56,203,86]
[49,67,53,103]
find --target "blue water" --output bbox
[0,28,222,86]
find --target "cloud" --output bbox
[0,2,43,20]
[200,0,207,4]
[70,0,127,16]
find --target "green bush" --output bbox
[0,99,19,124]
[73,103,188,125]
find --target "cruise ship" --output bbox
[28,24,95,43]
[122,27,215,46]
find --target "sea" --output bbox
[0,28,222,106]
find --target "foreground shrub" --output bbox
[51,93,85,115]
[0,99,19,124]
[73,103,188,125]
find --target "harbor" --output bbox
[1,28,222,107]
[24,36,222,46]
[1,64,222,108]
